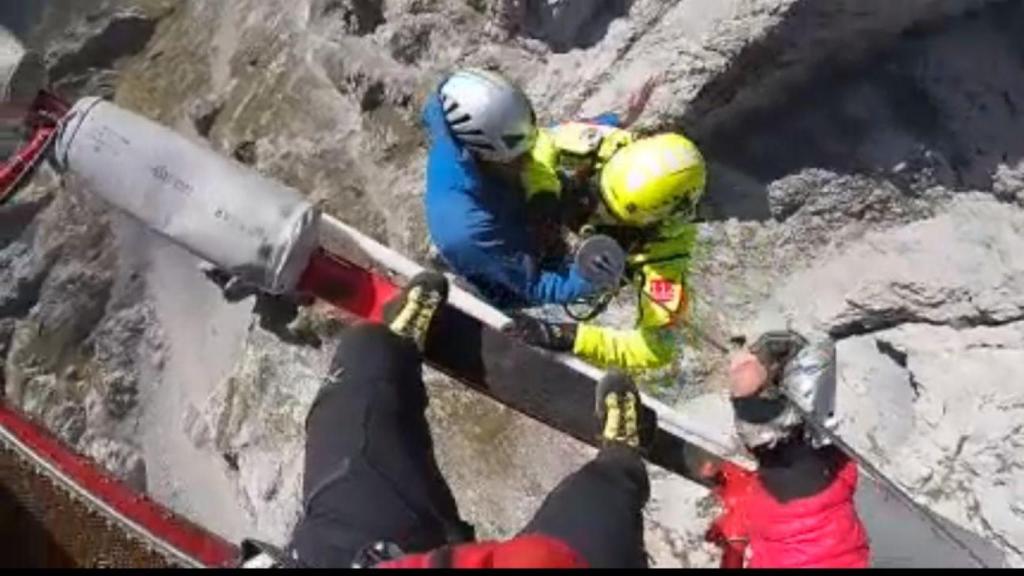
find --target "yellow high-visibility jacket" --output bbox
[521,122,697,371]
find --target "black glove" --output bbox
[200,264,260,303]
[503,313,578,352]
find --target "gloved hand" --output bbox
[199,263,260,303]
[502,313,577,352]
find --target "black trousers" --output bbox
[288,324,649,568]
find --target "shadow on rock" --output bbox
[695,2,1024,203]
[508,0,633,53]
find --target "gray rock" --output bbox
[993,160,1024,207]
[766,169,943,259]
[839,323,1024,566]
[516,0,632,52]
[757,197,1024,339]
[33,2,169,98]
[0,240,46,318]
[0,26,45,103]
[748,196,1024,564]
[21,374,57,419]
[4,0,1024,567]
[194,325,330,540]
[678,0,1000,137]
[182,403,212,449]
[48,401,87,446]
[101,371,138,420]
[0,318,13,377]
[767,169,935,224]
[424,371,595,540]
[81,434,147,492]
[311,0,385,37]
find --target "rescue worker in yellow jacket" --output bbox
[504,102,707,372]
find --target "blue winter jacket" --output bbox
[422,95,597,307]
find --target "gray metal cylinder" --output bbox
[55,97,320,294]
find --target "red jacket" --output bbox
[708,457,870,569]
[379,535,587,569]
[745,458,870,568]
[386,459,869,570]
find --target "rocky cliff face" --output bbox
[1,0,1022,567]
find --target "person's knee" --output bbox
[595,445,651,502]
[306,323,423,427]
[329,323,418,375]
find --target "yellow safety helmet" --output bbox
[598,133,707,227]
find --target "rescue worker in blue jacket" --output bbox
[424,69,707,372]
[423,69,598,308]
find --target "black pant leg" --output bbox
[288,324,470,567]
[521,444,650,568]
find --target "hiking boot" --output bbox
[382,271,449,351]
[596,371,642,449]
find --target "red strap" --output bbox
[705,462,757,569]
[297,250,400,323]
[0,403,238,567]
[0,91,71,205]
[0,125,55,205]
[379,535,587,569]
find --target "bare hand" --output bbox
[729,351,768,399]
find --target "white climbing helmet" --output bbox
[439,69,537,163]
